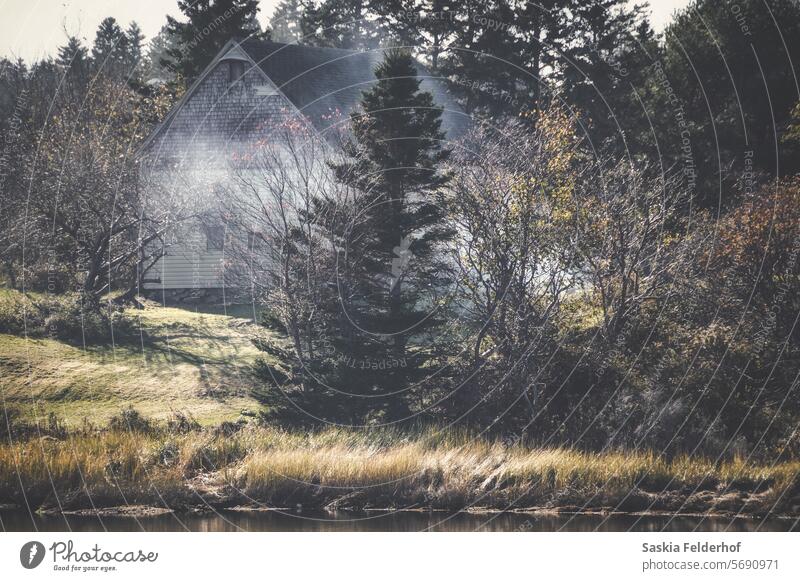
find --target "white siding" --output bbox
[145,228,225,290]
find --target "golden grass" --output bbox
[2,424,797,514]
[0,430,189,508]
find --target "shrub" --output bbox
[40,295,119,343]
[0,407,23,440]
[108,407,154,433]
[155,440,180,467]
[214,419,247,436]
[0,290,41,335]
[0,289,134,343]
[182,432,248,473]
[259,308,287,333]
[25,267,72,294]
[0,407,67,440]
[166,411,201,434]
[252,358,291,384]
[44,412,67,439]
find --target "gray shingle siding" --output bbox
[143,59,302,168]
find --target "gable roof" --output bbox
[141,39,470,157]
[238,39,470,139]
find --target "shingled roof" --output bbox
[141,39,471,159]
[238,39,470,138]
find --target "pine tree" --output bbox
[56,36,89,78]
[377,0,462,69]
[125,22,146,78]
[92,17,128,78]
[270,0,304,44]
[554,1,649,149]
[323,49,454,422]
[163,0,266,82]
[301,0,380,49]
[146,26,181,83]
[429,0,643,115]
[656,0,800,205]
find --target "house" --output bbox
[139,38,469,303]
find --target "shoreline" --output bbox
[4,503,796,522]
[2,425,798,521]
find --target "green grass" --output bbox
[0,298,280,426]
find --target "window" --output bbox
[247,231,260,252]
[228,60,245,84]
[206,226,225,251]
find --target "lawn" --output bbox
[0,301,278,426]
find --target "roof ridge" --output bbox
[240,38,369,57]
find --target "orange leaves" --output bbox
[713,178,800,278]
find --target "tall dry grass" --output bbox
[1,423,798,513]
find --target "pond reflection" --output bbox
[2,508,795,532]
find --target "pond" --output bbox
[1,509,795,532]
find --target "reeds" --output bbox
[1,423,797,514]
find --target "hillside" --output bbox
[0,302,278,426]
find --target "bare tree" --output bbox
[447,110,585,422]
[573,160,689,342]
[224,120,341,389]
[25,77,188,304]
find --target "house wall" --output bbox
[144,58,301,164]
[141,56,306,296]
[149,226,224,290]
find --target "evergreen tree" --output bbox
[56,36,89,79]
[556,3,654,154]
[301,0,380,49]
[163,0,266,82]
[323,49,454,422]
[438,0,528,114]
[146,25,181,83]
[270,0,305,44]
[376,0,462,69]
[92,17,128,78]
[405,0,643,115]
[293,0,644,114]
[654,0,800,209]
[125,22,146,78]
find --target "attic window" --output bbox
[228,60,245,84]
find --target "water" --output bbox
[1,509,795,532]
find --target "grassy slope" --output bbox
[0,303,275,426]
